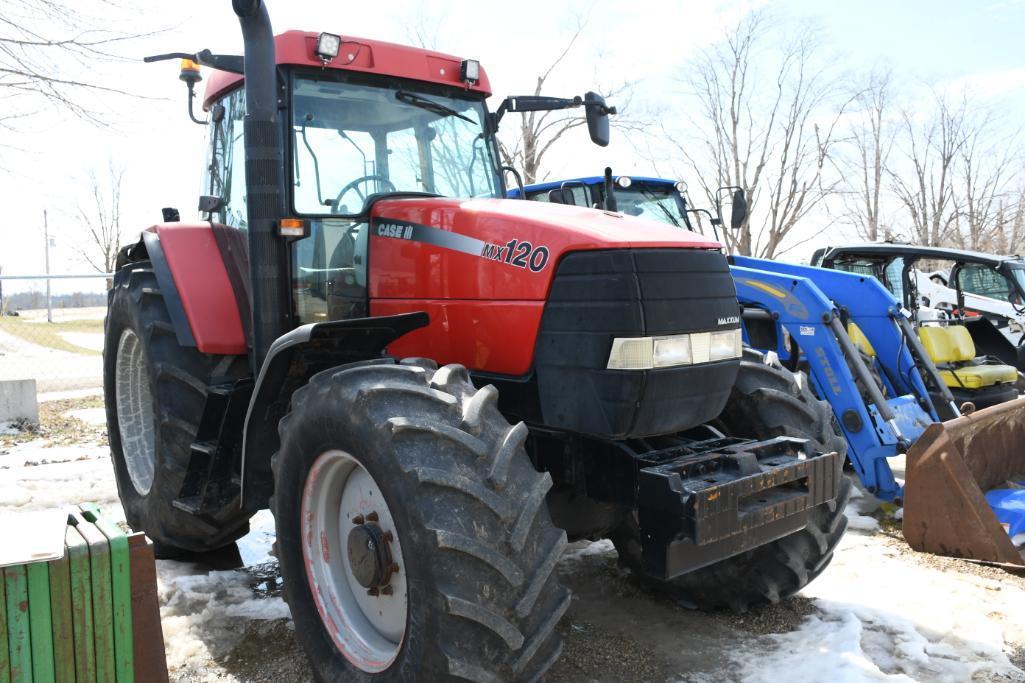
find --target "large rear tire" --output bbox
[104,261,253,555]
[273,359,570,681]
[612,348,851,611]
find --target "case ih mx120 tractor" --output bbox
[105,2,848,679]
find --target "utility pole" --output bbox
[44,209,52,323]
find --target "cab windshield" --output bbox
[291,74,501,215]
[614,184,687,227]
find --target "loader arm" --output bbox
[731,258,943,500]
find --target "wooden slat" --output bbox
[26,561,55,682]
[80,504,133,683]
[0,565,9,683]
[66,523,96,683]
[3,566,31,682]
[127,536,167,683]
[70,511,115,683]
[47,545,75,683]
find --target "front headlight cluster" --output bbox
[607,329,743,370]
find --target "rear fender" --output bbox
[240,311,429,511]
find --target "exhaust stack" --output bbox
[232,0,290,370]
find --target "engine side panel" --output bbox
[151,223,248,356]
[371,300,544,375]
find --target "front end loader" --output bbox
[518,172,1025,567]
[103,3,850,680]
[731,256,1025,567]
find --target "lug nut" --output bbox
[388,563,400,574]
[382,531,394,543]
[381,586,393,596]
[367,587,380,596]
[366,511,380,523]
[352,514,365,525]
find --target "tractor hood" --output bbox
[369,196,722,301]
[372,196,718,252]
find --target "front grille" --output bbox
[533,249,742,438]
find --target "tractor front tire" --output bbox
[104,261,252,556]
[273,359,570,682]
[612,348,851,611]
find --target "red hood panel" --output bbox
[369,197,721,301]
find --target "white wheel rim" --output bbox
[115,328,156,495]
[301,449,408,672]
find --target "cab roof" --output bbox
[815,242,1025,269]
[203,30,492,109]
[510,175,678,198]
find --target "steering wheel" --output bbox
[332,175,397,214]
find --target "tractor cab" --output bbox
[514,172,748,241]
[512,174,692,227]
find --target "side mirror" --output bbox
[584,92,613,147]
[730,189,747,230]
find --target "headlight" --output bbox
[607,329,742,370]
[709,329,743,361]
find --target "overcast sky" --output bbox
[1,0,1023,294]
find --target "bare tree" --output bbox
[668,11,851,258]
[888,92,969,247]
[0,0,153,131]
[949,112,1020,251]
[985,188,1025,254]
[495,26,648,185]
[833,66,895,241]
[74,164,125,284]
[496,26,586,185]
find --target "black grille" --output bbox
[533,249,742,438]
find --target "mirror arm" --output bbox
[144,49,244,74]
[685,208,722,243]
[502,166,527,199]
[185,81,207,126]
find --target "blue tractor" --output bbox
[516,171,1025,566]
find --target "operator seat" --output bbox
[547,188,576,205]
[917,325,1019,408]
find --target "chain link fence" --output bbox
[0,275,110,395]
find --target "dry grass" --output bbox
[0,317,103,355]
[0,395,107,449]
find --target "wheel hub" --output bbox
[346,518,397,590]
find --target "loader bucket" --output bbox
[903,397,1025,566]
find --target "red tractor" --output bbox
[105,1,849,679]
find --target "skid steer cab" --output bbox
[104,3,847,680]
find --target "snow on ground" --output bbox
[157,559,290,669]
[0,441,123,517]
[734,529,1025,682]
[843,485,882,532]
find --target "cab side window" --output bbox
[959,264,1012,301]
[202,88,247,228]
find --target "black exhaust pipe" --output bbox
[232,0,289,371]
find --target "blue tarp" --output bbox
[985,487,1025,538]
